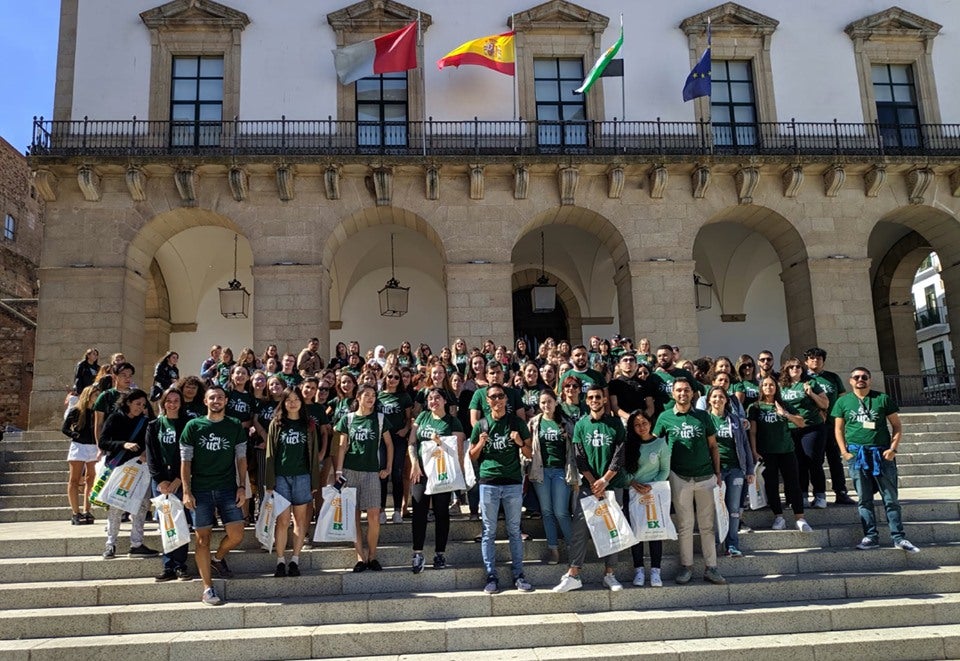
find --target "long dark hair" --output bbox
[623,409,655,474]
[273,386,305,421]
[118,388,150,415]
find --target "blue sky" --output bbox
[0,1,60,154]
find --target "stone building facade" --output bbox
[0,138,42,430]
[25,0,960,428]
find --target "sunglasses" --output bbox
[586,395,603,401]
[758,357,773,362]
[852,374,870,381]
[385,374,400,380]
[787,365,802,370]
[487,393,506,400]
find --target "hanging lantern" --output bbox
[532,230,556,313]
[219,234,250,318]
[378,233,409,317]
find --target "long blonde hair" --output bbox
[72,384,101,431]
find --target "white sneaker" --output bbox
[392,511,403,524]
[551,573,582,592]
[602,573,623,592]
[632,567,645,586]
[649,568,663,587]
[894,539,920,553]
[811,495,828,509]
[796,519,813,533]
[772,516,786,530]
[379,512,387,525]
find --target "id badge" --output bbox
[862,421,876,430]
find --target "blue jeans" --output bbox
[479,483,524,578]
[531,467,573,548]
[151,481,190,571]
[848,456,905,543]
[720,467,745,549]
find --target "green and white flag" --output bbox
[575,24,623,94]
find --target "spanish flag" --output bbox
[436,32,515,76]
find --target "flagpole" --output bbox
[511,14,518,120]
[620,13,625,122]
[418,13,427,158]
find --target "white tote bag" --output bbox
[151,493,191,554]
[421,435,466,495]
[713,482,730,543]
[102,459,150,514]
[255,491,292,552]
[748,462,768,510]
[463,456,477,490]
[627,481,678,541]
[314,486,358,544]
[580,491,639,558]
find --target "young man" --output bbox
[653,344,701,409]
[277,353,304,388]
[552,385,625,592]
[756,349,779,382]
[297,338,324,379]
[804,347,855,505]
[93,362,136,443]
[181,386,248,606]
[469,361,526,426]
[469,383,533,594]
[833,367,919,553]
[609,351,659,422]
[558,345,607,399]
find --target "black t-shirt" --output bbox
[609,374,655,414]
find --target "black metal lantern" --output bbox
[378,233,409,317]
[694,274,713,311]
[219,234,250,318]
[531,230,556,313]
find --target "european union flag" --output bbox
[682,46,711,102]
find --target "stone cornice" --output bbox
[679,2,779,37]
[511,0,608,34]
[327,0,432,33]
[844,6,941,41]
[140,0,250,31]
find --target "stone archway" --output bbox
[512,268,584,345]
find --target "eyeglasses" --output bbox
[851,374,870,381]
[487,393,506,400]
[620,357,637,363]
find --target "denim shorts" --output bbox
[273,473,313,506]
[192,488,245,529]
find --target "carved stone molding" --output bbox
[425,165,440,201]
[691,165,711,199]
[950,168,960,198]
[125,166,147,202]
[906,167,934,205]
[174,167,197,203]
[514,165,529,200]
[76,166,101,202]
[324,165,341,200]
[607,165,625,199]
[735,166,760,204]
[864,165,886,198]
[648,165,668,199]
[781,165,804,198]
[470,166,485,200]
[228,166,248,202]
[558,166,578,206]
[823,165,845,198]
[372,167,392,206]
[275,165,295,201]
[34,169,59,202]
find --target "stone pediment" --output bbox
[140,0,250,31]
[327,0,432,32]
[679,2,778,37]
[844,6,941,40]
[511,0,609,34]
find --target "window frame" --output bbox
[355,72,410,148]
[170,55,225,148]
[710,59,759,148]
[533,57,588,147]
[3,214,15,241]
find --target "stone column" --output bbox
[251,264,330,358]
[621,260,699,354]
[805,258,882,375]
[779,260,818,356]
[885,305,922,375]
[446,262,513,348]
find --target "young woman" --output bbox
[705,386,755,557]
[527,389,576,564]
[260,344,280,371]
[150,352,180,402]
[452,338,470,376]
[176,375,206,420]
[237,347,259,374]
[519,362,547,417]
[414,344,433,368]
[558,375,587,424]
[72,348,100,396]
[539,362,558,392]
[615,410,670,587]
[732,354,760,408]
[378,368,413,524]
[202,347,235,388]
[264,357,280,376]
[250,370,268,401]
[62,383,101,524]
[145,387,190,581]
[408,387,465,572]
[99,389,157,559]
[328,342,349,371]
[334,385,394,572]
[327,372,358,429]
[265,386,321,578]
[748,376,813,532]
[779,358,830,509]
[225,365,255,430]
[396,341,414,369]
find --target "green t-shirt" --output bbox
[413,411,463,471]
[521,386,544,413]
[810,370,845,417]
[709,412,738,470]
[335,412,393,472]
[377,391,413,434]
[155,415,182,468]
[572,413,624,480]
[469,385,525,418]
[93,388,124,415]
[469,414,530,484]
[559,401,588,424]
[730,379,760,408]
[558,368,607,397]
[611,436,670,488]
[748,402,796,454]
[276,372,303,388]
[780,381,825,428]
[180,416,245,491]
[537,417,566,469]
[831,391,898,448]
[654,368,703,409]
[226,389,255,423]
[328,397,354,428]
[275,417,310,476]
[304,402,328,430]
[453,353,469,376]
[652,407,717,477]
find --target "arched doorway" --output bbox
[512,287,568,347]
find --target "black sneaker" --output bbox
[352,561,367,572]
[121,512,131,523]
[412,553,425,574]
[367,558,383,571]
[128,544,159,557]
[71,513,82,525]
[433,553,447,569]
[102,546,116,560]
[155,569,177,582]
[835,492,856,505]
[210,557,233,578]
[274,562,287,577]
[175,568,192,581]
[82,512,94,524]
[287,561,301,577]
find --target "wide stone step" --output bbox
[1,448,69,461]
[0,482,70,496]
[0,470,69,485]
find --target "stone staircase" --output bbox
[0,412,959,660]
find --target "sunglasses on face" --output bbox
[758,357,773,362]
[487,393,506,400]
[852,374,870,381]
[787,365,802,370]
[586,395,603,401]
[385,375,400,380]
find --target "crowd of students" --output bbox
[61,334,920,605]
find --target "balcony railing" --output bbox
[29,117,960,159]
[915,307,947,330]
[886,368,959,407]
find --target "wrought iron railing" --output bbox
[915,307,947,330]
[885,369,959,407]
[29,116,960,158]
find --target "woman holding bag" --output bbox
[99,389,158,560]
[408,387,465,573]
[264,386,321,578]
[145,387,191,581]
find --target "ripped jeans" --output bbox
[720,467,746,550]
